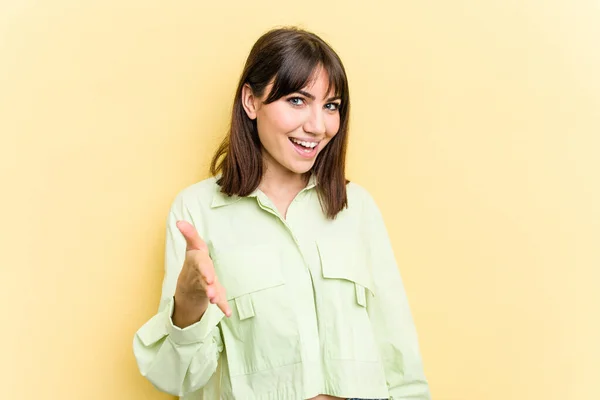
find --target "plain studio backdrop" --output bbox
[1,1,598,399]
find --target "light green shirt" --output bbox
[133,176,430,400]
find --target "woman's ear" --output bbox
[241,83,258,120]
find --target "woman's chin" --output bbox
[286,160,315,175]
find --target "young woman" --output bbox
[134,27,431,400]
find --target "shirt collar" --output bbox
[211,174,318,208]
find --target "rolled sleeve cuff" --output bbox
[165,297,224,345]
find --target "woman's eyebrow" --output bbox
[296,90,316,100]
[296,90,341,102]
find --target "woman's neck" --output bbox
[258,167,309,199]
[258,169,308,197]
[258,166,310,219]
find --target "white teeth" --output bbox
[291,138,318,148]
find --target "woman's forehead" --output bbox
[270,67,340,99]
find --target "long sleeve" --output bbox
[363,191,432,400]
[133,194,224,397]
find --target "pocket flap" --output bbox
[355,283,367,307]
[235,295,256,320]
[213,245,285,300]
[316,238,375,296]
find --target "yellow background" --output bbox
[1,1,598,399]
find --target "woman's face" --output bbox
[242,68,341,177]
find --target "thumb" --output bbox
[176,220,207,251]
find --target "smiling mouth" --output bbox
[289,137,319,152]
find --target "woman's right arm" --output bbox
[133,196,230,397]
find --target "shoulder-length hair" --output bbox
[210,27,351,219]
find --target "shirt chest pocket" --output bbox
[212,245,302,377]
[317,237,381,363]
[317,237,376,308]
[215,246,285,321]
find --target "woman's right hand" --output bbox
[172,220,232,328]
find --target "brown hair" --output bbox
[210,27,350,219]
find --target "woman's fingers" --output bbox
[200,263,215,285]
[205,285,215,298]
[205,282,232,317]
[217,298,232,318]
[176,220,231,317]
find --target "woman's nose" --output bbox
[303,106,327,136]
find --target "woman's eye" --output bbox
[325,103,340,111]
[288,97,305,106]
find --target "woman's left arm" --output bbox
[362,189,432,400]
